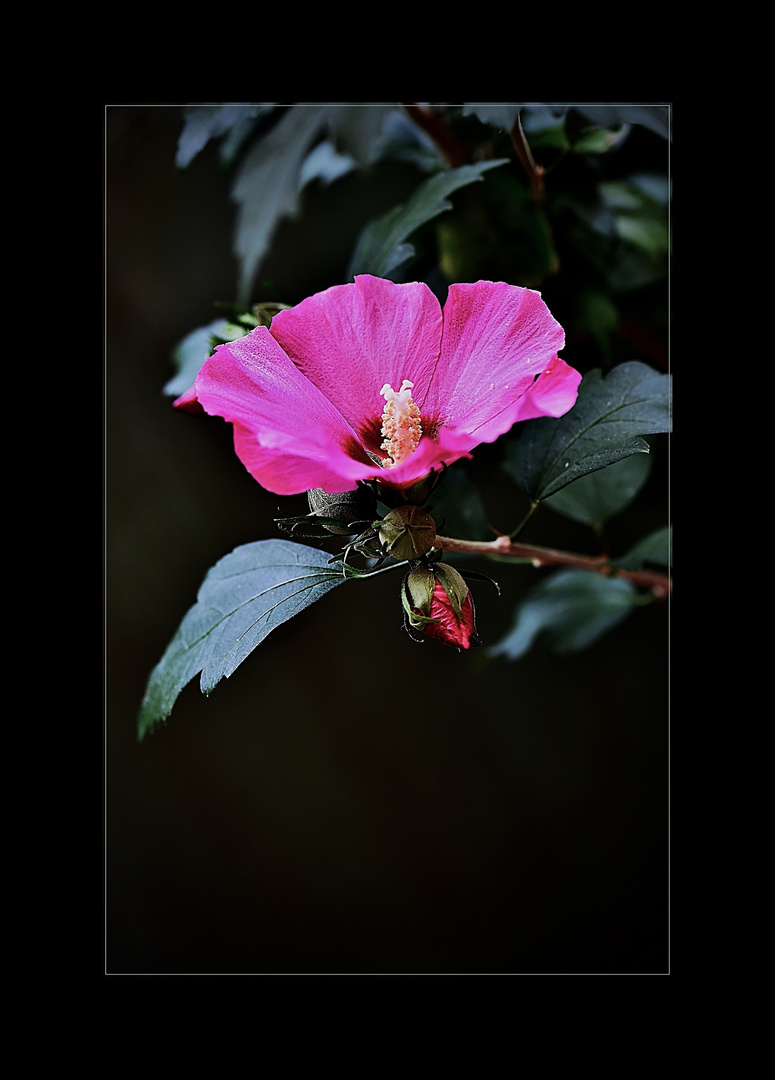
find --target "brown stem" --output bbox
[433,534,672,598]
[510,111,545,205]
[401,104,470,168]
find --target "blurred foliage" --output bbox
[175,103,670,353]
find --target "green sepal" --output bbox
[404,566,436,613]
[431,563,469,618]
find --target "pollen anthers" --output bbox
[380,379,422,467]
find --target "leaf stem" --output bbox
[509,501,539,540]
[433,534,672,598]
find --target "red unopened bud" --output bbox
[405,563,478,650]
[422,580,477,649]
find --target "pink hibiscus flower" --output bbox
[175,274,581,496]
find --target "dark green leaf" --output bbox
[138,540,351,739]
[176,105,273,169]
[544,453,653,530]
[504,361,671,502]
[571,126,630,154]
[163,319,254,398]
[574,105,671,141]
[461,104,520,130]
[231,105,410,303]
[232,106,334,305]
[613,526,672,571]
[347,159,508,280]
[526,104,671,141]
[428,465,490,542]
[297,140,357,189]
[598,180,670,257]
[490,568,645,660]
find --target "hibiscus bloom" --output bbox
[175,274,581,496]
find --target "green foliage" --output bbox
[543,453,653,531]
[163,317,256,398]
[490,568,648,660]
[176,104,449,304]
[427,465,490,542]
[613,525,672,571]
[503,361,671,503]
[347,160,508,280]
[138,540,352,739]
[176,104,273,168]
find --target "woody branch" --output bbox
[433,534,672,598]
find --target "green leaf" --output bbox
[528,104,670,141]
[461,104,520,130]
[138,540,351,739]
[428,465,490,542]
[504,361,671,502]
[163,319,254,398]
[231,104,415,304]
[176,104,273,169]
[490,568,645,660]
[232,106,334,305]
[613,525,672,571]
[347,159,508,280]
[573,105,671,141]
[598,180,670,258]
[543,452,653,530]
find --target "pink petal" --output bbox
[368,427,474,491]
[172,386,205,413]
[192,326,377,495]
[506,355,582,424]
[421,281,570,444]
[230,423,372,495]
[268,274,443,445]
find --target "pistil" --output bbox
[380,380,423,467]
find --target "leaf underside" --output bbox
[138,540,349,739]
[490,568,644,660]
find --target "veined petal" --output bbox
[505,355,582,424]
[230,423,372,495]
[268,274,443,442]
[191,326,377,495]
[421,281,569,443]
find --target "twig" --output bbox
[510,111,545,205]
[401,104,470,168]
[434,534,672,598]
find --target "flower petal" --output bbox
[421,583,477,649]
[421,281,572,444]
[192,326,377,495]
[505,354,582,424]
[268,274,443,446]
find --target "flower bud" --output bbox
[378,505,436,560]
[307,486,377,535]
[404,563,478,650]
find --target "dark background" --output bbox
[105,106,669,975]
